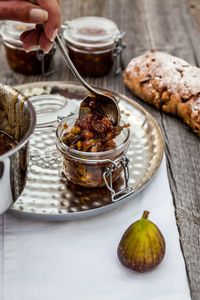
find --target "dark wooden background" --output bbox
[0,0,200,298]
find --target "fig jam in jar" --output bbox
[1,21,55,75]
[63,17,126,77]
[56,115,130,188]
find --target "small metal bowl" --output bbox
[0,83,36,214]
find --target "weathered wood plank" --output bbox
[188,0,200,39]
[125,1,200,299]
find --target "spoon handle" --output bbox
[55,35,97,95]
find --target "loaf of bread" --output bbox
[123,50,200,135]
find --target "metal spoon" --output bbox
[55,35,120,125]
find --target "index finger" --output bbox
[37,0,61,41]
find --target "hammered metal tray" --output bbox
[10,81,164,221]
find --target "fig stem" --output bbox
[142,210,150,219]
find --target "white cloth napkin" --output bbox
[0,156,191,300]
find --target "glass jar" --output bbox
[56,115,130,189]
[62,17,126,77]
[1,21,55,76]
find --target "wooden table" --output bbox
[0,0,199,298]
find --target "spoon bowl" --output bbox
[79,92,120,125]
[55,34,120,125]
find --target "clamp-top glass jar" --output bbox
[56,115,131,193]
[62,17,126,77]
[1,21,55,76]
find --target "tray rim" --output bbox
[9,81,165,221]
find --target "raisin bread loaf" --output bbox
[123,51,200,135]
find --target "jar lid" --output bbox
[1,21,34,47]
[29,94,69,128]
[63,16,119,49]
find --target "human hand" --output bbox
[0,0,61,53]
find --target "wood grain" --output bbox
[0,0,200,298]
[189,0,200,37]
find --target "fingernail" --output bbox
[29,8,48,23]
[25,45,40,53]
[44,43,54,54]
[50,28,59,42]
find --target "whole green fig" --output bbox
[117,211,165,272]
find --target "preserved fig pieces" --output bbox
[117,211,165,272]
[61,99,130,152]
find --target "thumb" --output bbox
[0,1,48,23]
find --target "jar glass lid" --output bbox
[29,94,69,128]
[63,16,119,48]
[1,21,34,46]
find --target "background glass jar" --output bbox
[56,115,130,189]
[1,21,55,76]
[62,17,126,77]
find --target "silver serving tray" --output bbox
[10,81,164,221]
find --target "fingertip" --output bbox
[44,43,54,53]
[39,31,54,53]
[44,24,60,42]
[50,28,59,42]
[24,46,40,53]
